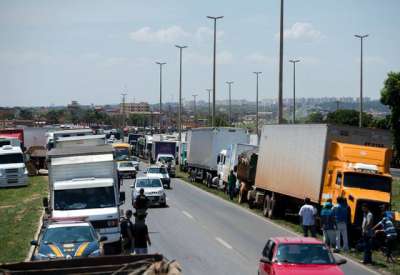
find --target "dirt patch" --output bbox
[0,205,13,209]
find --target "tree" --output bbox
[19,109,33,120]
[380,71,400,166]
[326,109,373,127]
[215,114,229,127]
[305,112,325,123]
[46,110,64,124]
[370,115,391,130]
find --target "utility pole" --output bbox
[121,93,127,127]
[354,34,368,128]
[278,0,284,124]
[175,45,187,141]
[205,89,212,126]
[289,59,300,124]
[226,81,234,125]
[192,94,198,127]
[156,62,166,131]
[253,72,262,136]
[207,16,224,127]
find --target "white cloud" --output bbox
[129,26,190,43]
[185,50,234,65]
[278,22,321,41]
[245,53,274,64]
[194,26,224,43]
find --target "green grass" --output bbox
[176,169,400,275]
[0,176,48,264]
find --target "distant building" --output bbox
[120,102,150,114]
[67,100,80,111]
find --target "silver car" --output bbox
[131,176,166,207]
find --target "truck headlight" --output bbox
[24,168,28,175]
[106,219,118,227]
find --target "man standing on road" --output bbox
[333,197,349,252]
[227,170,236,201]
[320,200,335,249]
[134,188,149,222]
[361,203,374,264]
[132,215,152,254]
[120,210,134,254]
[299,197,317,237]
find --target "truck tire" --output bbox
[268,194,276,218]
[263,195,271,217]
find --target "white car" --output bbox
[131,176,166,207]
[146,166,170,189]
[117,161,136,179]
[130,156,140,171]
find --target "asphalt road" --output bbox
[120,163,379,275]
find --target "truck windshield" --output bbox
[343,172,391,193]
[0,153,24,164]
[158,156,174,163]
[54,186,116,210]
[114,148,129,161]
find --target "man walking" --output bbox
[134,188,149,222]
[132,215,152,254]
[120,210,134,254]
[299,197,317,237]
[361,203,374,264]
[227,170,236,201]
[333,197,349,252]
[320,200,336,248]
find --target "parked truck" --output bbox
[0,145,28,187]
[217,143,257,187]
[187,127,249,186]
[237,148,258,203]
[0,128,25,151]
[54,134,106,149]
[248,124,394,229]
[46,145,124,254]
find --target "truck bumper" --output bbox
[0,174,28,187]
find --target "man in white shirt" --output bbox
[299,197,317,237]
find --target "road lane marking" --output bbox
[182,210,194,220]
[216,237,233,250]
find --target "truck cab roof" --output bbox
[54,178,114,190]
[0,145,23,155]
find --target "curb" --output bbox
[25,210,45,262]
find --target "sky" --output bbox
[0,0,399,107]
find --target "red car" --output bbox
[259,237,346,275]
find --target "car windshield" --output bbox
[344,172,391,193]
[43,226,95,243]
[119,162,134,168]
[148,167,167,174]
[0,153,24,164]
[158,156,174,163]
[275,244,335,264]
[130,157,139,162]
[114,148,129,161]
[136,179,162,188]
[54,186,116,210]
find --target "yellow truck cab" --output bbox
[112,143,130,162]
[322,142,392,225]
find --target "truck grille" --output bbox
[6,168,19,174]
[90,219,118,229]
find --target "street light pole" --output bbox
[289,59,300,124]
[206,89,212,126]
[354,34,368,128]
[192,94,198,127]
[175,45,187,141]
[253,72,262,136]
[278,0,284,124]
[207,16,224,127]
[156,62,166,131]
[226,81,234,125]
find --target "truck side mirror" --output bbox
[42,197,49,208]
[119,192,125,205]
[30,240,38,246]
[99,236,108,242]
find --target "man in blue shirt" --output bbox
[320,200,335,249]
[333,197,349,252]
[372,206,397,263]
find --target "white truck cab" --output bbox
[0,145,28,187]
[156,154,176,177]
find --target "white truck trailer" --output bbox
[54,134,106,148]
[46,145,123,254]
[187,127,249,186]
[0,145,28,187]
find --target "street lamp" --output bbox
[354,34,368,128]
[205,89,212,126]
[192,94,198,127]
[226,81,234,125]
[289,59,300,124]
[207,16,224,127]
[156,62,166,131]
[253,72,262,136]
[278,0,284,124]
[175,45,188,141]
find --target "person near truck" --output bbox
[361,203,374,264]
[227,170,236,201]
[333,197,349,252]
[120,210,134,254]
[132,214,152,254]
[134,188,149,222]
[320,200,336,249]
[372,206,397,263]
[298,197,317,237]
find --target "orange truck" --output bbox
[248,124,395,229]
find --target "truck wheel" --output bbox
[263,195,271,217]
[268,195,276,218]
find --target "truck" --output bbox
[236,148,258,203]
[151,140,177,162]
[187,127,249,185]
[0,128,25,150]
[46,145,124,254]
[249,124,393,230]
[0,145,28,187]
[54,134,106,149]
[48,128,93,150]
[127,133,144,155]
[217,143,257,186]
